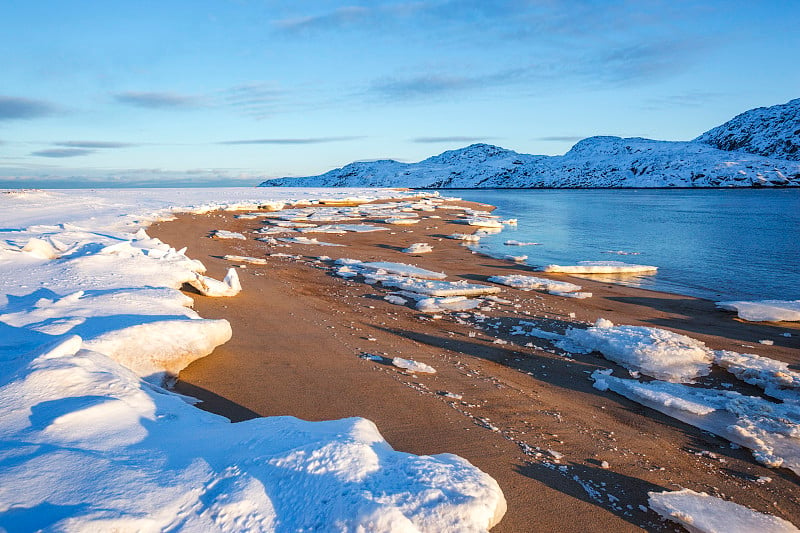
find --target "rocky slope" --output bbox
[696,98,800,160]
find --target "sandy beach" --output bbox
[150,196,800,532]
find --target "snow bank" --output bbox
[716,300,800,322]
[648,489,798,533]
[563,319,712,382]
[0,188,507,531]
[542,261,658,274]
[592,371,800,474]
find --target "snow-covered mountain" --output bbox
[262,100,800,188]
[696,98,800,160]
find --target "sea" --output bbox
[438,189,800,303]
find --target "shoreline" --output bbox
[150,196,799,532]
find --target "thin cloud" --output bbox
[275,6,372,33]
[219,82,284,119]
[412,136,491,144]
[219,136,364,145]
[370,70,523,100]
[31,148,94,158]
[54,141,136,149]
[0,96,55,121]
[113,91,200,109]
[641,91,724,111]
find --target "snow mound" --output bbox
[649,488,799,533]
[591,371,800,474]
[392,357,437,374]
[716,300,800,322]
[564,319,712,382]
[542,261,658,274]
[488,274,582,295]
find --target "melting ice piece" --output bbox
[188,268,242,297]
[714,350,800,401]
[504,240,540,246]
[466,217,503,228]
[359,261,446,279]
[223,255,268,265]
[648,489,799,533]
[371,275,501,297]
[562,319,712,382]
[384,218,419,225]
[488,274,582,294]
[278,237,344,246]
[542,261,657,274]
[416,296,482,313]
[392,357,436,374]
[716,300,800,322]
[591,371,800,474]
[448,233,481,242]
[403,243,433,254]
[210,230,246,240]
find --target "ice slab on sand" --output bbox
[542,261,657,274]
[649,489,798,533]
[278,237,344,246]
[716,300,800,322]
[563,319,712,382]
[488,274,583,295]
[403,242,434,254]
[592,371,800,474]
[211,229,246,240]
[223,254,268,265]
[715,350,800,402]
[371,275,501,297]
[416,296,482,313]
[188,267,242,297]
[348,260,447,280]
[393,356,437,373]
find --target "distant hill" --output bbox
[695,98,800,160]
[262,99,800,188]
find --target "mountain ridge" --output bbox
[261,99,800,188]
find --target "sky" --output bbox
[1,0,798,187]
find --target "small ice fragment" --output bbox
[548,450,563,460]
[600,460,610,469]
[403,242,434,254]
[392,357,436,374]
[759,339,774,346]
[211,229,246,240]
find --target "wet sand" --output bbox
[150,197,800,532]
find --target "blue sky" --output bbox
[1,0,798,187]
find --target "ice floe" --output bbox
[716,300,800,322]
[542,261,658,274]
[648,489,798,533]
[563,319,712,382]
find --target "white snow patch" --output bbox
[648,489,798,533]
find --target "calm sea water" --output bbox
[440,189,800,302]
